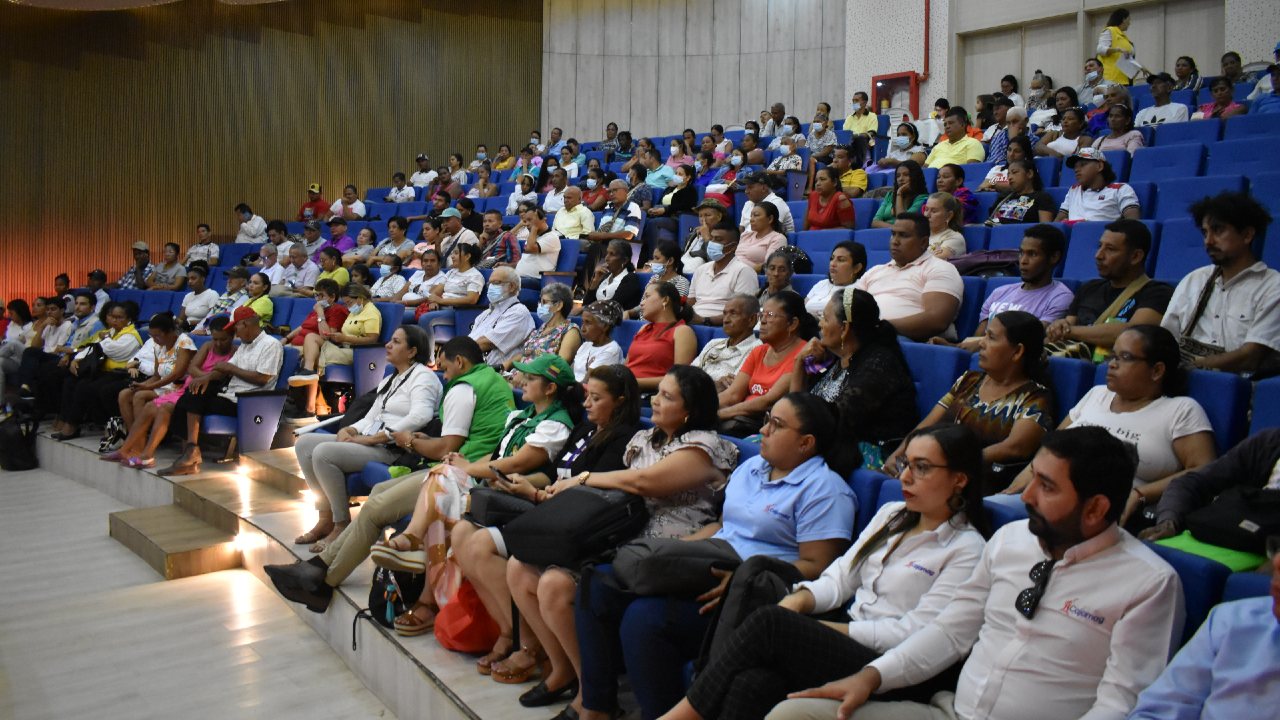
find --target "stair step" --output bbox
[238,449,309,497]
[173,474,301,535]
[109,505,240,580]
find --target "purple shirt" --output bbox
[980,281,1075,325]
[311,234,355,262]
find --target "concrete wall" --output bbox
[541,0,847,141]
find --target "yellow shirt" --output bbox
[247,295,274,327]
[844,112,880,136]
[340,301,383,340]
[925,136,987,168]
[319,266,350,289]
[493,156,516,171]
[1099,26,1134,85]
[840,168,869,192]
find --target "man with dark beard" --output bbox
[771,426,1184,720]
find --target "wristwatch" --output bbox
[578,471,591,486]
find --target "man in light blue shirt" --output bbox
[1128,552,1280,719]
[641,148,675,189]
[544,126,567,156]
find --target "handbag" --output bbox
[1175,267,1227,367]
[948,249,1020,277]
[75,343,108,379]
[502,485,649,569]
[610,537,741,597]
[1185,485,1280,554]
[434,580,501,653]
[465,486,536,527]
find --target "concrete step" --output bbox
[238,449,309,497]
[108,505,239,580]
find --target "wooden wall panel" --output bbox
[0,0,542,304]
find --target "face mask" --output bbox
[694,161,703,172]
[476,152,486,160]
[486,285,506,304]
[893,136,911,149]
[813,122,825,134]
[1085,71,1099,83]
[347,303,362,315]
[649,262,665,275]
[317,299,331,309]
[670,145,680,153]
[1028,88,1045,99]
[782,124,795,135]
[744,129,756,136]
[530,137,540,146]
[585,178,598,190]
[536,303,551,320]
[706,242,725,262]
[779,145,792,156]
[729,156,743,167]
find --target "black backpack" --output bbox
[0,409,39,471]
[1186,486,1280,554]
[502,486,649,569]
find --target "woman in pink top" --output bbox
[737,201,789,272]
[1198,76,1247,119]
[1091,104,1145,156]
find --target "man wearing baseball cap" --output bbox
[107,241,155,291]
[310,217,355,262]
[160,304,283,476]
[739,172,795,234]
[299,219,326,258]
[439,207,480,267]
[1135,72,1190,127]
[297,183,328,221]
[410,153,437,188]
[1056,147,1141,223]
[86,269,110,313]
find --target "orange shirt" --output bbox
[738,341,806,401]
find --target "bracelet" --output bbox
[578,471,591,486]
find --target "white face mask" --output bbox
[729,156,743,167]
[779,145,792,156]
[782,124,795,135]
[670,145,680,153]
[852,102,863,112]
[812,122,825,134]
[1085,70,1099,83]
[893,136,911,148]
[649,262,665,275]
[530,137,540,146]
[694,161,703,172]
[585,178,598,190]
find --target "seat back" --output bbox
[1251,378,1280,434]
[1222,570,1272,602]
[1153,218,1207,281]
[876,478,904,508]
[1205,138,1271,176]
[1064,220,1159,279]
[956,276,985,339]
[137,291,173,324]
[1154,175,1246,221]
[1145,542,1229,645]
[899,341,970,419]
[851,198,877,230]
[1222,112,1280,141]
[724,435,760,465]
[614,319,645,354]
[1046,357,1095,424]
[1154,119,1221,147]
[855,228,892,251]
[797,229,855,254]
[849,470,888,535]
[1128,144,1205,182]
[218,243,261,267]
[1185,369,1250,455]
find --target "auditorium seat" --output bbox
[218,243,261,267]
[1146,542,1230,644]
[1101,150,1130,182]
[398,201,427,218]
[797,229,854,253]
[1250,378,1280,434]
[851,198,877,230]
[956,276,984,339]
[1154,118,1222,147]
[137,292,173,324]
[1153,175,1246,221]
[365,186,392,202]
[972,192,998,223]
[1153,218,1207,280]
[899,340,970,419]
[854,227,891,251]
[789,273,826,297]
[1129,144,1205,182]
[202,345,300,454]
[1063,220,1159,279]
[962,225,989,252]
[1250,172,1280,223]
[1222,570,1272,602]
[724,435,761,464]
[987,223,1063,251]
[1046,356,1096,424]
[983,498,1029,531]
[1222,112,1280,141]
[849,469,888,534]
[1034,156,1060,187]
[1204,139,1269,176]
[364,201,397,220]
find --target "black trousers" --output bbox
[174,387,237,418]
[60,371,133,425]
[15,347,56,390]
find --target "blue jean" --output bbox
[576,564,712,719]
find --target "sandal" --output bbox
[370,532,425,573]
[309,521,348,554]
[393,601,437,637]
[123,457,156,469]
[476,635,514,676]
[491,646,550,685]
[294,511,334,546]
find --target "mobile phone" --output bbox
[490,465,514,485]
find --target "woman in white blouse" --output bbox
[416,243,486,360]
[658,423,989,720]
[292,326,443,553]
[804,241,867,318]
[101,311,196,454]
[506,173,539,216]
[922,193,968,259]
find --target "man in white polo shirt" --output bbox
[771,426,1184,720]
[515,207,562,288]
[739,173,796,234]
[855,213,963,341]
[688,223,761,326]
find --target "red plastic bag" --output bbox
[433,579,500,653]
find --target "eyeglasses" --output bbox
[1109,351,1148,365]
[893,457,950,478]
[1015,559,1057,619]
[762,414,795,433]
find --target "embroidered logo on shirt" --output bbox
[1061,599,1106,625]
[905,561,936,577]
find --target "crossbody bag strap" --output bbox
[1182,267,1222,338]
[1093,274,1151,326]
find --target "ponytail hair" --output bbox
[653,281,691,323]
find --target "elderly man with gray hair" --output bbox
[469,266,535,366]
[257,243,285,285]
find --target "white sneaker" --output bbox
[287,371,320,387]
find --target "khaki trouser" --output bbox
[319,470,426,586]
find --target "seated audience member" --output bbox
[295,220,326,259]
[242,272,274,327]
[438,208,480,264]
[1078,56,1115,106]
[630,240,691,317]
[582,168,610,211]
[856,213,964,341]
[1047,219,1173,361]
[682,198,728,275]
[771,425,1182,720]
[85,269,111,313]
[506,173,539,216]
[317,218,355,260]
[185,223,220,266]
[542,169,570,213]
[663,423,986,720]
[328,185,366,221]
[692,294,762,391]
[515,207,562,288]
[410,153,436,187]
[281,279,349,347]
[574,300,626,382]
[804,167,856,231]
[887,310,1053,489]
[765,135,803,181]
[468,164,500,200]
[476,210,522,269]
[298,183,328,221]
[98,312,196,454]
[266,219,293,256]
[1085,84,1132,136]
[583,239,643,311]
[829,141,870,199]
[1056,148,1141,222]
[1198,76,1248,120]
[1035,107,1091,159]
[737,201,788,272]
[263,336,514,613]
[944,224,1074,352]
[921,193,967,259]
[759,251,796,304]
[870,161,929,228]
[194,266,249,334]
[274,245,321,298]
[934,163,981,225]
[877,123,928,171]
[1219,50,1258,86]
[805,241,867,317]
[1131,550,1280,718]
[368,256,406,299]
[1247,46,1280,100]
[925,107,987,168]
[794,288,917,466]
[350,264,372,288]
[0,298,32,380]
[4,298,62,395]
[109,316,235,469]
[1024,70,1054,112]
[584,180,644,275]
[740,174,796,234]
[258,243,286,285]
[759,103,786,138]
[844,91,878,137]
[457,195,485,232]
[704,148,747,197]
[717,291,815,437]
[284,282,380,416]
[803,112,839,191]
[1091,103,1144,156]
[983,135,1034,192]
[49,301,143,441]
[109,242,155,290]
[1000,325,1216,531]
[644,163,697,247]
[53,274,73,315]
[1135,72,1190,127]
[1031,87,1078,138]
[18,292,100,408]
[987,159,1057,224]
[384,172,416,203]
[469,267,536,367]
[688,223,761,326]
[503,283,581,374]
[412,218,444,270]
[626,282,698,391]
[311,248,350,294]
[766,115,805,152]
[982,96,1016,166]
[417,243,485,359]
[157,305,283,476]
[1162,192,1280,374]
[177,266,219,331]
[292,327,440,552]
[234,203,267,245]
[552,185,596,241]
[576,391,854,720]
[1252,62,1280,114]
[398,248,445,317]
[368,216,415,272]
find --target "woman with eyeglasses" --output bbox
[657,422,989,720]
[885,310,1054,493]
[717,291,817,438]
[996,325,1215,531]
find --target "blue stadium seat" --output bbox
[1169,88,1195,111]
[790,274,826,297]
[614,319,644,354]
[1250,172,1280,228]
[285,221,305,236]
[1034,156,1061,187]
[1223,112,1280,140]
[807,250,831,273]
[1064,220,1160,279]
[346,459,396,497]
[854,227,892,251]
[364,201,397,220]
[1204,138,1270,176]
[1129,144,1205,182]
[1101,150,1131,183]
[972,192,998,223]
[365,186,392,202]
[849,469,888,535]
[203,346,300,454]
[1153,218,1206,281]
[899,340,970,419]
[398,201,427,218]
[137,292,173,324]
[797,229,854,253]
[320,303,402,396]
[784,171,807,202]
[987,224,1033,251]
[1154,119,1222,147]
[982,498,1029,531]
[1146,542,1230,644]
[1154,175,1246,221]
[962,225,989,251]
[1222,571,1272,602]
[876,478,904,508]
[1184,370,1251,455]
[1250,378,1280,434]
[1043,186,1069,209]
[166,292,186,315]
[1046,357,1096,424]
[218,243,261,267]
[724,435,761,464]
[851,198,877,230]
[956,276,985,339]
[283,297,312,331]
[786,200,807,224]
